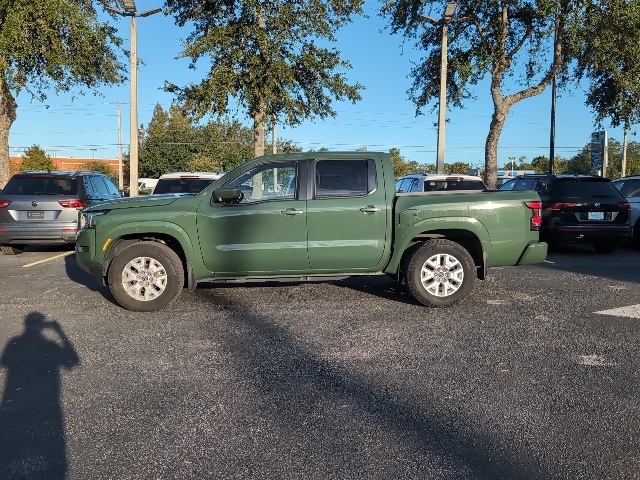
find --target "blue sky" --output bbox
[8,1,630,169]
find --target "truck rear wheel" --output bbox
[404,239,475,307]
[107,241,184,312]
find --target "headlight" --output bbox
[79,210,108,229]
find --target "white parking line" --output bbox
[595,304,640,319]
[20,251,75,268]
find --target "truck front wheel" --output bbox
[404,239,475,307]
[108,241,185,312]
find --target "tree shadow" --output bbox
[0,312,80,479]
[198,293,554,479]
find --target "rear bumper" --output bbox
[543,225,631,244]
[0,222,77,245]
[517,242,548,265]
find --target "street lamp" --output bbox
[90,148,97,159]
[106,1,162,197]
[421,2,457,174]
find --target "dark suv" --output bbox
[499,174,630,252]
[0,170,122,255]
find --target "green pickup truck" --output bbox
[75,152,547,311]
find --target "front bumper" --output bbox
[75,229,104,283]
[0,222,77,245]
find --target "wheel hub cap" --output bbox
[121,256,168,302]
[420,253,464,297]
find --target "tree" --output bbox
[575,0,640,133]
[164,0,365,158]
[445,162,470,174]
[19,145,56,171]
[82,160,115,177]
[0,1,127,188]
[381,0,585,188]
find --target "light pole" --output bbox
[90,148,97,159]
[422,2,457,174]
[106,1,162,197]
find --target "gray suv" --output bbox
[0,170,121,255]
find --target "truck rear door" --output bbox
[306,156,389,271]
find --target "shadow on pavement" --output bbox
[0,312,80,480]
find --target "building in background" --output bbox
[9,156,119,176]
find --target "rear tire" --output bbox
[0,245,25,255]
[107,241,184,312]
[404,239,475,307]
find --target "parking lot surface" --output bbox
[0,245,639,479]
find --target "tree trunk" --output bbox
[251,104,266,199]
[0,71,17,188]
[484,101,509,189]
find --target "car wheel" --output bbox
[107,241,184,312]
[404,239,475,307]
[0,245,25,255]
[592,242,619,254]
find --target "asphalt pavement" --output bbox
[0,244,639,480]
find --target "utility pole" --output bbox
[106,2,162,196]
[117,103,123,189]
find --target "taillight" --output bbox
[0,200,11,208]
[545,202,577,210]
[525,200,542,231]
[58,199,88,209]
[619,201,630,211]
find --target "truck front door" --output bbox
[196,159,309,275]
[306,156,390,271]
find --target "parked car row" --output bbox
[499,173,632,253]
[0,169,224,255]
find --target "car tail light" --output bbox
[618,201,630,211]
[0,200,11,208]
[58,199,88,209]
[545,202,578,211]
[180,175,199,179]
[525,200,542,231]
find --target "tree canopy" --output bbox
[380,0,640,188]
[18,145,56,171]
[0,1,127,188]
[164,0,365,158]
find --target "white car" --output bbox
[611,175,640,247]
[395,173,487,193]
[152,171,224,194]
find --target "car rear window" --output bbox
[2,176,78,195]
[553,178,624,199]
[153,178,215,194]
[424,180,485,191]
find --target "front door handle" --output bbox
[360,205,382,214]
[281,208,304,216]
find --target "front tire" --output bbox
[107,241,184,312]
[1,245,25,255]
[404,239,475,307]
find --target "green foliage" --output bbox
[19,145,56,171]
[575,0,640,129]
[390,147,434,177]
[138,105,303,177]
[164,0,365,156]
[446,162,471,174]
[81,160,115,177]
[0,0,127,187]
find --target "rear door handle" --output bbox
[281,208,304,216]
[360,205,382,214]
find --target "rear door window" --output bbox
[314,159,376,198]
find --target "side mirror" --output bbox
[213,187,244,204]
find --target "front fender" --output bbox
[95,221,197,275]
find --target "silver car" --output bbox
[0,170,122,255]
[612,176,640,248]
